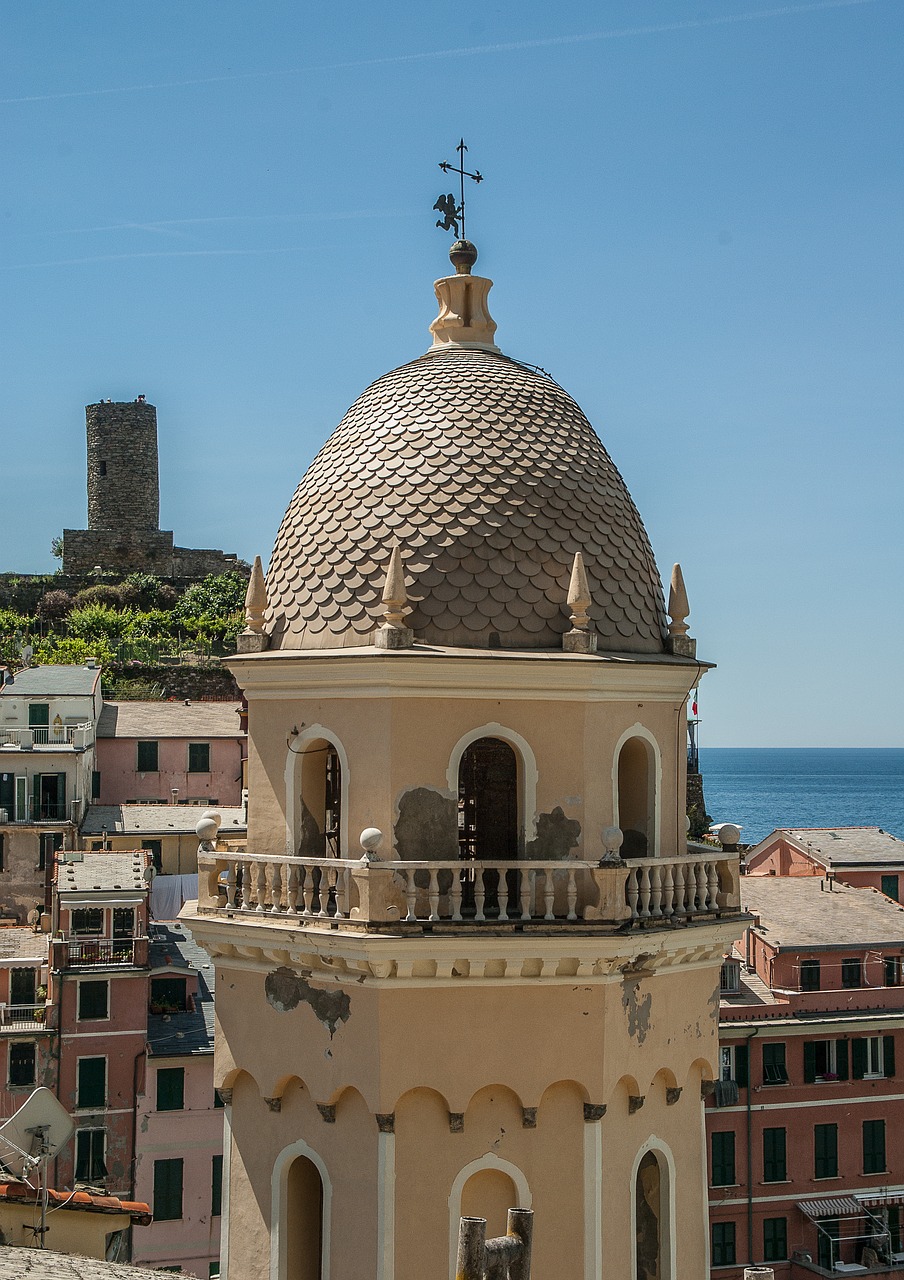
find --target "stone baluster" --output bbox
[315,868,329,917]
[428,868,441,921]
[543,871,556,922]
[337,867,350,917]
[301,867,315,916]
[450,870,464,922]
[638,865,652,920]
[254,862,268,912]
[626,866,640,921]
[649,863,663,919]
[269,861,282,914]
[566,867,578,922]
[519,870,532,922]
[661,862,674,919]
[404,871,418,922]
[694,860,707,915]
[474,868,487,923]
[707,861,720,911]
[286,863,299,914]
[225,862,237,909]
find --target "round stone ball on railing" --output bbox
[601,826,624,863]
[201,810,223,829]
[713,822,741,851]
[196,814,221,847]
[359,828,384,861]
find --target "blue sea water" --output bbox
[698,748,904,847]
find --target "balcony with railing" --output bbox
[0,799,83,825]
[50,936,149,970]
[0,1002,50,1032]
[196,843,742,933]
[0,723,94,751]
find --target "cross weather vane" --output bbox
[434,139,483,241]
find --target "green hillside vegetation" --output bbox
[0,572,247,673]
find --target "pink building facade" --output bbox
[746,827,904,901]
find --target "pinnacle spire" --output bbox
[563,552,598,653]
[374,541,414,649]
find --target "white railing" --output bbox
[0,724,93,749]
[0,1003,48,1031]
[202,849,740,928]
[624,854,722,922]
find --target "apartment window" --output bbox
[137,741,159,772]
[9,1042,36,1087]
[188,742,210,773]
[711,1221,736,1267]
[762,1042,789,1085]
[800,959,821,991]
[720,961,740,993]
[214,1089,225,1108]
[814,1123,839,1179]
[719,1043,748,1087]
[150,977,187,1013]
[882,875,899,902]
[804,1039,848,1083]
[852,1035,895,1080]
[71,908,103,937]
[842,958,862,988]
[39,831,63,871]
[153,1157,183,1221]
[711,1132,736,1186]
[156,1067,185,1112]
[763,1217,788,1263]
[210,1265,220,1279]
[886,957,902,986]
[77,980,109,1021]
[91,771,101,800]
[863,1119,886,1174]
[211,1154,223,1216]
[763,1127,787,1182]
[77,1057,106,1109]
[75,1128,106,1183]
[112,907,134,939]
[142,839,162,872]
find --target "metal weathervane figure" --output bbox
[434,139,483,241]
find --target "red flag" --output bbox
[692,700,698,716]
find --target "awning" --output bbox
[857,1192,904,1209]
[798,1197,867,1220]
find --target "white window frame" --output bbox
[720,961,741,994]
[813,1039,838,1081]
[864,1036,886,1079]
[720,1045,740,1082]
[75,1126,107,1184]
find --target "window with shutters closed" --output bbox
[763,1217,788,1263]
[711,1222,736,1267]
[863,1119,886,1174]
[711,1132,736,1186]
[156,1067,184,1112]
[154,1158,184,1221]
[77,1057,106,1109]
[763,1127,787,1182]
[814,1124,838,1179]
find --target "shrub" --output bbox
[74,584,123,609]
[125,609,180,640]
[36,590,73,622]
[67,604,133,643]
[0,608,32,635]
[34,636,116,667]
[174,572,247,623]
[117,573,168,609]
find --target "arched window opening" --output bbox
[458,737,519,916]
[460,1168,518,1242]
[618,737,655,857]
[285,1154,324,1280]
[636,1151,662,1280]
[298,742,342,858]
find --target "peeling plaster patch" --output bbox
[395,787,458,861]
[265,966,351,1036]
[622,975,652,1044]
[525,807,581,860]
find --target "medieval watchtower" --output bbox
[86,399,160,532]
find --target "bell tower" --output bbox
[186,242,744,1280]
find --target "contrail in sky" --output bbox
[1,247,308,271]
[0,0,882,106]
[53,210,419,238]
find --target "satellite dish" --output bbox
[0,1088,73,1178]
[142,864,157,883]
[26,907,40,929]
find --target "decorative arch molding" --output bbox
[270,1136,332,1280]
[611,722,662,856]
[284,723,351,857]
[446,722,538,838]
[447,1153,532,1280]
[630,1135,677,1280]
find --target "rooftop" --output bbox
[97,699,243,739]
[741,875,904,949]
[0,1247,163,1279]
[0,1182,149,1223]
[80,804,246,838]
[0,666,101,699]
[776,826,904,867]
[0,927,47,963]
[147,922,215,1056]
[56,850,148,895]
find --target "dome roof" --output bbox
[266,346,668,652]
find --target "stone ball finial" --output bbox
[360,828,384,862]
[714,822,741,849]
[196,816,220,844]
[449,239,478,274]
[601,826,624,863]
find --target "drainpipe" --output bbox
[746,1029,760,1266]
[129,1043,147,1262]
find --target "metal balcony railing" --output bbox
[0,1003,49,1032]
[0,724,94,750]
[66,938,137,967]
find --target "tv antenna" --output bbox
[0,1088,74,1247]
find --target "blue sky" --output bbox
[2,0,902,746]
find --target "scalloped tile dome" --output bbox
[266,348,668,651]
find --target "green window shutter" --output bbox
[77,1057,106,1109]
[734,1043,749,1089]
[137,741,159,772]
[211,1155,223,1216]
[835,1039,848,1080]
[91,771,101,799]
[153,1158,184,1222]
[884,1035,896,1078]
[156,1067,185,1112]
[852,1038,867,1080]
[804,1041,817,1084]
[712,1132,736,1186]
[28,704,49,729]
[764,1217,788,1263]
[188,742,210,772]
[863,1120,886,1174]
[764,1128,787,1182]
[815,1124,838,1179]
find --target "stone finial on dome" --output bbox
[563,552,598,654]
[237,556,269,653]
[374,541,414,649]
[429,241,499,353]
[666,563,696,658]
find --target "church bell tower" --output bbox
[186,229,743,1280]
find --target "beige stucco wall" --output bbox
[0,1199,133,1255]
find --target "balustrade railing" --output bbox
[0,724,93,749]
[66,938,137,966]
[200,848,740,929]
[0,1003,48,1030]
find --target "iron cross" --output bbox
[434,139,483,241]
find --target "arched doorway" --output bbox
[298,741,342,858]
[458,737,519,915]
[617,736,655,857]
[285,1154,324,1280]
[635,1149,672,1280]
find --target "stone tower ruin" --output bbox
[63,399,246,579]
